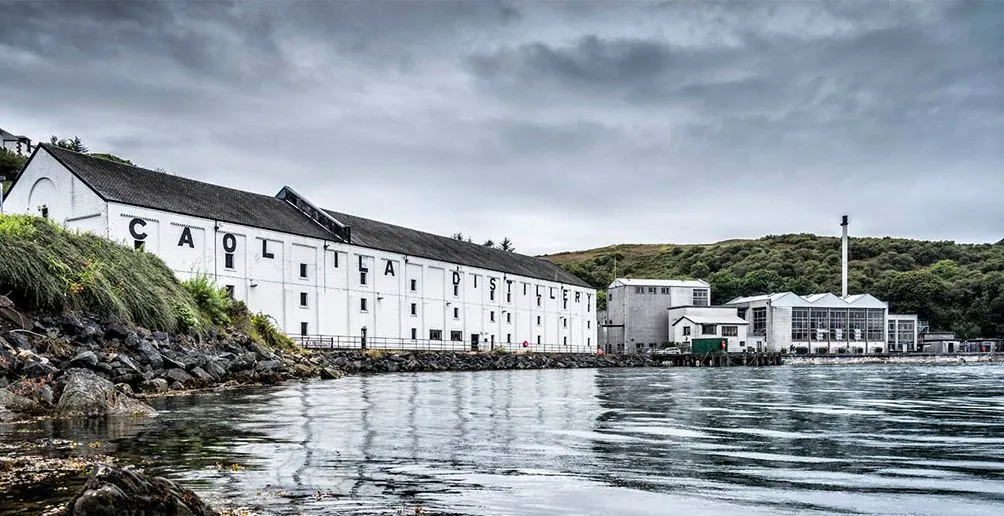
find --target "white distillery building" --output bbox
[667,306,749,352]
[2,144,597,352]
[599,278,711,354]
[724,292,918,353]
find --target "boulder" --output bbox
[254,360,282,374]
[164,368,194,386]
[136,342,164,370]
[4,331,32,350]
[70,351,100,368]
[61,315,85,335]
[203,360,226,381]
[0,387,48,416]
[68,464,218,515]
[21,358,59,378]
[104,322,130,341]
[114,354,142,374]
[138,378,169,394]
[55,369,156,418]
[124,332,142,349]
[189,367,215,383]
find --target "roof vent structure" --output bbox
[276,186,351,243]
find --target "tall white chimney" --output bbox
[841,215,849,297]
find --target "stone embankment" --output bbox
[0,312,655,419]
[786,353,1000,366]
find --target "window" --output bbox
[507,333,512,343]
[682,326,691,336]
[453,285,459,297]
[299,263,308,278]
[450,330,463,341]
[660,287,670,295]
[411,328,417,340]
[360,271,367,285]
[587,337,591,346]
[506,313,512,324]
[692,289,709,306]
[701,324,717,335]
[506,292,512,303]
[737,307,748,319]
[430,329,442,340]
[563,318,567,328]
[722,326,738,337]
[635,287,644,294]
[333,252,339,268]
[490,290,495,301]
[224,253,234,269]
[410,279,417,291]
[563,298,568,310]
[134,240,145,250]
[587,320,591,329]
[360,298,368,311]
[752,307,767,336]
[490,311,495,322]
[867,309,885,341]
[410,303,417,316]
[299,292,308,307]
[609,292,614,300]
[563,336,568,346]
[537,336,541,344]
[225,285,235,299]
[300,322,308,336]
[792,308,810,341]
[536,296,542,307]
[523,283,528,295]
[648,287,656,294]
[453,307,460,319]
[536,316,542,326]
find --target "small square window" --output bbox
[648,287,656,294]
[450,330,463,342]
[225,285,235,299]
[224,253,234,269]
[299,292,308,307]
[430,329,442,340]
[299,263,308,278]
[683,326,691,336]
[410,279,417,291]
[360,298,368,311]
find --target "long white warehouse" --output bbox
[2,144,597,352]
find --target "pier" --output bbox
[652,352,785,367]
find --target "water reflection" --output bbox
[3,365,1004,515]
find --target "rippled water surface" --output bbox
[5,364,1004,515]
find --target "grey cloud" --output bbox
[1,0,1002,252]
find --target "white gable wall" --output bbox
[3,149,107,234]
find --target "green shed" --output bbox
[691,338,729,354]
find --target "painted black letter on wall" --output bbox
[178,227,194,248]
[384,260,395,276]
[452,271,461,285]
[490,278,497,291]
[129,218,148,240]
[222,234,237,253]
[262,239,274,259]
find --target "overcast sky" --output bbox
[2,1,1002,254]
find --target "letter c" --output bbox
[129,218,147,240]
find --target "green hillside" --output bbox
[544,234,1004,339]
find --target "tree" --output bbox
[451,232,465,241]
[0,148,28,187]
[50,135,88,153]
[690,261,710,279]
[500,238,515,252]
[483,239,496,248]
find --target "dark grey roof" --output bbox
[40,144,334,240]
[325,209,590,287]
[33,144,589,288]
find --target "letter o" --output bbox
[222,233,237,253]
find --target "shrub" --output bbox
[249,312,299,353]
[181,273,232,326]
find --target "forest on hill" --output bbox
[544,234,1004,339]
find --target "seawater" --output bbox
[3,364,1004,515]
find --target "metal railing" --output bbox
[289,334,597,354]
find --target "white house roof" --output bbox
[609,278,709,289]
[842,294,888,308]
[725,292,806,306]
[673,314,749,326]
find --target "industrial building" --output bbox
[599,278,711,353]
[667,306,749,352]
[2,144,597,352]
[723,292,917,353]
